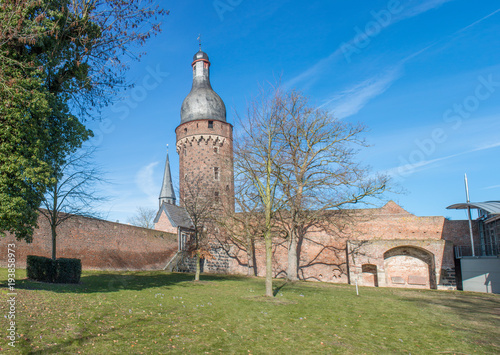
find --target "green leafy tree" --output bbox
[0,0,167,241]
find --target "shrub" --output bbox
[55,258,82,283]
[27,255,56,283]
[27,255,81,283]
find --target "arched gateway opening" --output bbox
[383,246,436,289]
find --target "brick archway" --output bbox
[383,246,436,289]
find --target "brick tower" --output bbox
[176,49,234,211]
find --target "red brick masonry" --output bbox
[0,213,178,270]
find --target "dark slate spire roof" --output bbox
[159,149,176,206]
[180,50,226,124]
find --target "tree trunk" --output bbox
[195,252,201,281]
[265,231,273,297]
[51,191,58,261]
[51,223,57,260]
[247,248,254,276]
[251,240,258,277]
[247,235,257,276]
[287,228,298,281]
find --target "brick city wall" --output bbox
[1,202,474,289]
[216,202,473,288]
[0,212,178,270]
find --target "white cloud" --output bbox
[395,0,454,21]
[450,7,500,34]
[386,141,500,180]
[136,161,159,198]
[285,0,453,89]
[284,49,343,89]
[471,141,500,152]
[323,66,403,118]
[484,185,500,190]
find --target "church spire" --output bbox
[159,146,176,207]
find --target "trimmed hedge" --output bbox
[27,255,82,284]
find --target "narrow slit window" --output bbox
[214,167,219,181]
[214,191,219,203]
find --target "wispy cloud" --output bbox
[285,0,453,88]
[471,141,500,152]
[395,0,454,21]
[136,161,159,198]
[284,49,343,90]
[322,66,403,118]
[387,140,500,179]
[401,7,500,61]
[455,7,500,34]
[484,185,500,190]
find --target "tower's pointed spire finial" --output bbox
[197,34,201,50]
[159,145,176,207]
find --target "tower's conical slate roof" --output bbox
[159,150,176,206]
[180,50,226,124]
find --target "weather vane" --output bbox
[197,34,201,50]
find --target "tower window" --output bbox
[208,121,214,129]
[214,167,219,181]
[214,191,219,203]
[213,146,219,154]
[184,147,187,156]
[184,127,187,133]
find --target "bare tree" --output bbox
[275,89,389,281]
[180,174,218,281]
[235,85,286,297]
[217,180,266,277]
[38,146,108,260]
[128,207,157,229]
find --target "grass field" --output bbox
[1,269,499,354]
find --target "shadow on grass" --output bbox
[18,307,146,354]
[273,280,288,296]
[11,271,251,294]
[402,292,500,325]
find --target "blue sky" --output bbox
[84,0,500,223]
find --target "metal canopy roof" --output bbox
[446,201,500,214]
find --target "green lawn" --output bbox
[1,269,499,354]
